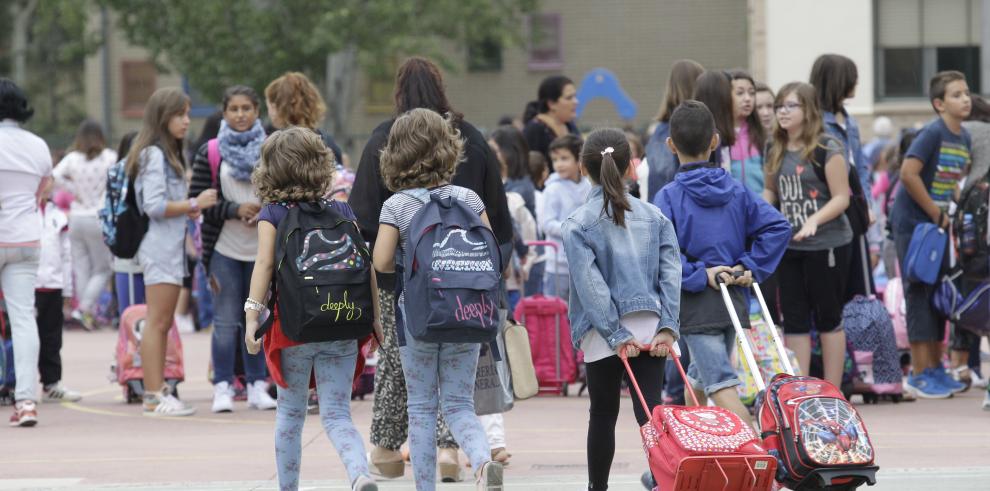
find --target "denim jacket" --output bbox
[824,110,868,191]
[562,186,681,350]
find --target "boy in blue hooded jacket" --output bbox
[653,100,790,422]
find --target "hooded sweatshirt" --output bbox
[653,164,790,293]
[540,172,591,273]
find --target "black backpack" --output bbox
[268,200,374,342]
[99,157,149,259]
[954,174,990,279]
[811,137,871,236]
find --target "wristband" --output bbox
[189,197,199,213]
[244,297,265,313]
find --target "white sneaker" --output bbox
[143,387,196,417]
[971,371,988,389]
[42,382,82,403]
[174,313,195,333]
[247,380,277,410]
[212,382,234,413]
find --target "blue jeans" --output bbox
[115,272,145,316]
[210,253,266,384]
[399,315,491,490]
[683,326,741,397]
[193,261,214,329]
[276,340,369,490]
[663,338,691,403]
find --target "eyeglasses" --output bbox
[774,102,803,113]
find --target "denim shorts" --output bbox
[683,326,740,397]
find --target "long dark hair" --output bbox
[810,54,858,114]
[693,71,735,147]
[523,75,573,122]
[581,128,632,227]
[72,119,107,160]
[728,69,766,153]
[394,57,463,123]
[490,125,530,180]
[657,59,705,122]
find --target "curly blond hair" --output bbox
[380,108,463,192]
[264,72,326,129]
[252,127,336,203]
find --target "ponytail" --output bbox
[522,100,541,123]
[598,147,632,227]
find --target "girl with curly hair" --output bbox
[245,127,382,491]
[372,108,504,490]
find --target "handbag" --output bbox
[503,319,538,400]
[474,310,513,415]
[904,222,947,285]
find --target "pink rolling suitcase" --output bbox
[115,304,185,403]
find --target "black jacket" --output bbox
[349,118,512,286]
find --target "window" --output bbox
[121,60,156,117]
[365,63,395,114]
[468,37,503,72]
[527,13,563,71]
[875,0,982,98]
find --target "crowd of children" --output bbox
[2,50,989,491]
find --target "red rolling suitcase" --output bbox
[621,344,776,491]
[720,277,880,490]
[513,240,576,395]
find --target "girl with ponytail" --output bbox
[562,128,682,491]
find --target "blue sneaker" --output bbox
[927,367,967,394]
[905,371,953,399]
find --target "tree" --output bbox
[102,0,538,122]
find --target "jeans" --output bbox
[35,290,64,386]
[193,261,214,329]
[115,272,146,316]
[210,252,266,384]
[585,353,665,490]
[399,319,491,490]
[0,247,41,402]
[276,340,369,490]
[663,337,691,404]
[68,215,111,312]
[684,327,742,397]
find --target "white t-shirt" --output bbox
[53,148,117,217]
[0,120,52,244]
[580,311,661,363]
[214,164,261,262]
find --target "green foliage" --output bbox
[102,0,538,104]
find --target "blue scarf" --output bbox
[217,119,265,181]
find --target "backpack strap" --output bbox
[207,138,221,187]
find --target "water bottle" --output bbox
[961,213,977,256]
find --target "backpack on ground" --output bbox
[99,157,149,259]
[400,189,502,344]
[953,173,990,279]
[271,200,374,343]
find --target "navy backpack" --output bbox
[398,189,502,344]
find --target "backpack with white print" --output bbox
[399,189,502,343]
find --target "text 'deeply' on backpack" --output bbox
[99,157,149,259]
[400,189,502,344]
[271,200,374,343]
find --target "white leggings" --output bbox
[69,215,111,311]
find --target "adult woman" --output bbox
[264,72,343,165]
[53,119,117,328]
[128,88,218,416]
[523,75,580,167]
[727,70,767,195]
[644,59,704,201]
[763,82,851,389]
[0,78,52,426]
[810,54,873,298]
[188,85,276,413]
[349,56,512,481]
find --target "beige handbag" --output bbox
[504,319,539,400]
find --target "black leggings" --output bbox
[585,354,665,491]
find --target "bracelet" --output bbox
[189,197,199,213]
[244,297,265,312]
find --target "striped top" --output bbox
[379,185,485,255]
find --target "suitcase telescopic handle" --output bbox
[619,342,700,422]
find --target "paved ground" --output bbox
[3,329,989,490]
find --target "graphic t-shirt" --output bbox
[890,118,972,234]
[775,138,853,251]
[729,123,765,195]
